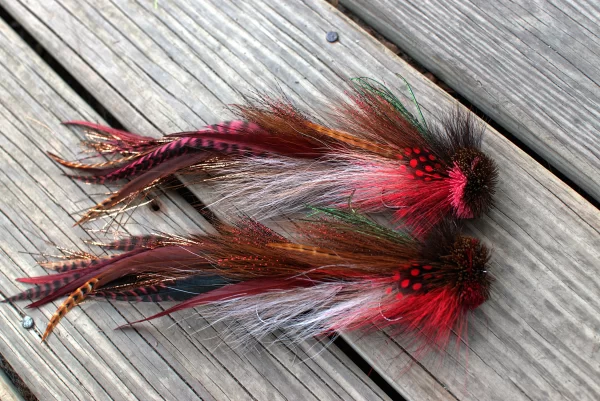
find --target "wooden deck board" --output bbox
[340,0,600,203]
[0,15,390,401]
[2,0,600,400]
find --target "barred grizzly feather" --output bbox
[53,78,497,235]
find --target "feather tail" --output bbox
[57,119,344,223]
[75,151,209,224]
[92,276,230,302]
[42,277,99,341]
[123,278,312,325]
[60,120,326,184]
[23,248,150,309]
[38,258,100,273]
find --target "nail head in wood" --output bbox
[21,316,34,330]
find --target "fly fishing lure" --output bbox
[4,209,492,356]
[53,78,497,236]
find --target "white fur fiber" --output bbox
[205,153,396,219]
[197,280,387,346]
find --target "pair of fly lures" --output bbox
[5,78,498,358]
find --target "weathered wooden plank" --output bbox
[0,16,390,401]
[340,0,600,203]
[3,0,600,400]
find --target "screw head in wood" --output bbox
[326,31,339,43]
[22,316,34,329]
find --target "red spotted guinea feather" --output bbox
[4,208,492,357]
[52,78,497,236]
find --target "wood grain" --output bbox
[0,16,390,401]
[3,0,600,400]
[341,0,600,203]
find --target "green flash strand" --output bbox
[350,76,432,141]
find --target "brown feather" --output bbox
[42,277,99,342]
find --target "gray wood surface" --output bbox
[2,0,600,400]
[341,0,600,203]
[0,16,390,401]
